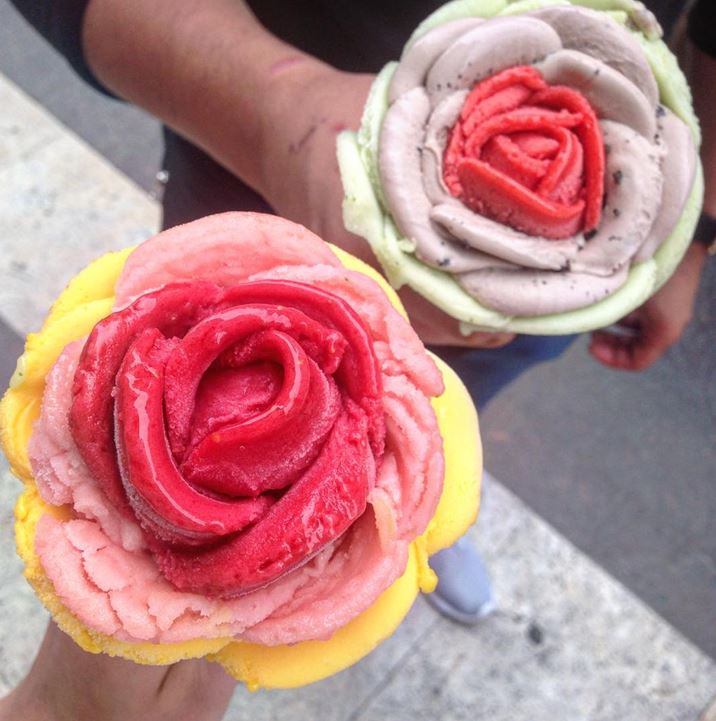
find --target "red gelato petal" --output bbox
[71,282,225,516]
[511,132,560,159]
[445,66,547,195]
[458,157,585,238]
[531,85,605,232]
[459,65,547,129]
[463,106,583,159]
[462,84,536,136]
[221,281,385,459]
[162,305,340,461]
[482,135,551,190]
[537,128,584,205]
[156,402,375,597]
[181,333,342,498]
[187,362,283,458]
[114,329,275,546]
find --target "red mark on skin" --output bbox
[269,56,306,77]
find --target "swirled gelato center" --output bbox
[443,65,604,239]
[70,279,386,598]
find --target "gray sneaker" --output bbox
[424,537,496,625]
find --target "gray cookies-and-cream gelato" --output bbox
[338,0,703,335]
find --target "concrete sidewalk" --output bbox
[0,74,714,720]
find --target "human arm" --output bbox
[0,622,235,721]
[588,240,707,370]
[79,0,513,347]
[589,18,715,371]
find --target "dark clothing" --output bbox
[688,0,716,58]
[9,1,716,97]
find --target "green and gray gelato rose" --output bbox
[337,0,703,335]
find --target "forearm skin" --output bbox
[82,0,330,198]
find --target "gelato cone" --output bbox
[1,212,481,689]
[338,0,703,335]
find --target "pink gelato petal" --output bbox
[35,516,121,636]
[243,511,409,646]
[114,213,341,307]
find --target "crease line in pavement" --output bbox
[344,608,443,721]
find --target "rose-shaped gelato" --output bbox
[70,278,387,598]
[1,212,481,689]
[441,65,605,238]
[338,0,704,334]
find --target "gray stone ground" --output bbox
[0,1,162,192]
[0,1,715,717]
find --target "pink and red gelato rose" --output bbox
[71,279,386,598]
[20,213,455,652]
